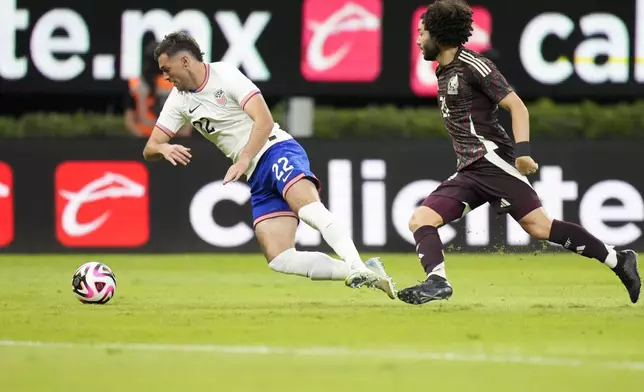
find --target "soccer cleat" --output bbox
[364,257,397,299]
[345,268,380,289]
[397,275,453,305]
[613,250,641,303]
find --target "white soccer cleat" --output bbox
[345,258,397,300]
[364,257,397,299]
[345,267,380,289]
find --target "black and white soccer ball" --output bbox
[72,262,117,304]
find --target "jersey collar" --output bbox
[190,63,210,93]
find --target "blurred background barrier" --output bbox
[0,139,641,253]
[2,0,643,100]
[1,0,643,253]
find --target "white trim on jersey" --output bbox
[156,123,175,138]
[458,51,491,77]
[240,89,261,109]
[468,115,532,187]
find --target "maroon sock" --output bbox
[548,219,608,262]
[413,225,445,275]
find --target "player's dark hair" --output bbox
[421,0,473,48]
[154,31,205,62]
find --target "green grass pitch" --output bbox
[1,253,643,391]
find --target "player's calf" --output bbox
[282,178,364,270]
[267,249,397,299]
[519,219,552,241]
[255,215,348,281]
[520,209,613,265]
[520,209,641,303]
[268,248,351,281]
[409,199,463,280]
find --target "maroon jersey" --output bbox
[436,47,514,171]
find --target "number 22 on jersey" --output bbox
[192,118,216,135]
[272,157,294,182]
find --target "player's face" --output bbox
[158,53,191,91]
[417,20,439,61]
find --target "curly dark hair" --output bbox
[421,0,473,47]
[154,31,205,62]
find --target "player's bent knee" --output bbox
[259,234,295,262]
[409,206,443,233]
[523,223,551,241]
[267,248,297,273]
[518,209,553,241]
[284,178,321,214]
[263,248,286,264]
[254,217,298,262]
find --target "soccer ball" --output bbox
[72,262,117,304]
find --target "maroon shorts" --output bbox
[423,156,542,224]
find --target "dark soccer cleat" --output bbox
[397,275,453,305]
[613,250,641,303]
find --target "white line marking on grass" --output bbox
[1,340,643,371]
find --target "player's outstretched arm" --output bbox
[499,91,529,145]
[223,94,274,184]
[238,94,274,164]
[499,92,538,175]
[143,126,192,166]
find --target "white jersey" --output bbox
[155,61,293,178]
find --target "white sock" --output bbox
[427,262,447,279]
[604,246,618,269]
[298,202,364,270]
[268,248,351,280]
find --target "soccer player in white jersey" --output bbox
[142,32,396,299]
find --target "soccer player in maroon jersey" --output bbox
[397,0,641,305]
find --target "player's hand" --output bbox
[515,156,539,176]
[223,158,250,184]
[160,144,192,166]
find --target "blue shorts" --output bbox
[248,139,321,228]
